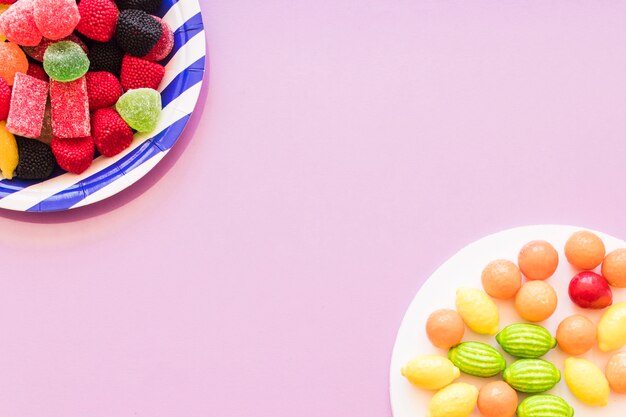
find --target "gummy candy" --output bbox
[6,73,48,139]
[0,121,18,179]
[143,16,174,61]
[116,9,161,57]
[0,42,29,86]
[50,77,90,138]
[0,4,9,42]
[37,100,53,144]
[43,40,90,82]
[0,0,43,46]
[23,34,88,62]
[116,88,161,132]
[34,0,80,40]
[14,136,55,180]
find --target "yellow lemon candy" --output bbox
[0,121,18,180]
[456,288,499,335]
[597,302,626,352]
[0,5,8,42]
[401,355,460,390]
[564,357,609,406]
[428,382,479,417]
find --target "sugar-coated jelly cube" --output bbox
[6,73,48,139]
[50,76,90,138]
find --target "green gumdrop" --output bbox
[43,41,89,82]
[116,88,162,133]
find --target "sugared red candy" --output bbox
[26,62,49,82]
[116,9,162,57]
[23,34,88,62]
[0,0,42,46]
[14,135,55,179]
[51,135,94,174]
[0,121,18,179]
[0,42,29,86]
[85,71,122,110]
[120,55,164,90]
[76,0,119,42]
[34,0,80,40]
[43,40,90,82]
[0,77,10,121]
[50,77,90,138]
[568,271,612,309]
[91,108,133,157]
[6,73,48,139]
[116,88,161,132]
[143,16,174,61]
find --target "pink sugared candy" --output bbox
[6,73,48,138]
[50,77,90,138]
[33,0,80,40]
[0,0,42,46]
[569,271,613,309]
[143,16,174,61]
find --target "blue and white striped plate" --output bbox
[0,0,206,212]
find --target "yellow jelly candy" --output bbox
[0,4,8,42]
[0,121,18,179]
[428,382,479,417]
[597,302,626,352]
[401,355,460,390]
[456,288,499,335]
[564,357,609,407]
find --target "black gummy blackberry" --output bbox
[115,0,162,13]
[88,41,124,76]
[15,137,56,180]
[115,9,162,57]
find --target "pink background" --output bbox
[1,1,626,416]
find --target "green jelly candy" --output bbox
[116,88,161,133]
[43,41,89,82]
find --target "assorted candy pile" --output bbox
[0,0,172,179]
[402,231,626,417]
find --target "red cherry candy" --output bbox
[568,271,613,309]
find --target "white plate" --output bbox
[390,224,626,417]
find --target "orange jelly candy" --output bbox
[0,42,29,86]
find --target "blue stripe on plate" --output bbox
[156,0,181,19]
[161,57,205,107]
[27,115,192,212]
[161,13,204,66]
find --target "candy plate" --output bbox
[0,0,206,212]
[390,224,626,417]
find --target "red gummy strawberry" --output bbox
[120,55,165,90]
[85,71,123,110]
[26,63,49,82]
[76,0,119,42]
[0,77,10,121]
[51,136,95,174]
[91,108,133,157]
